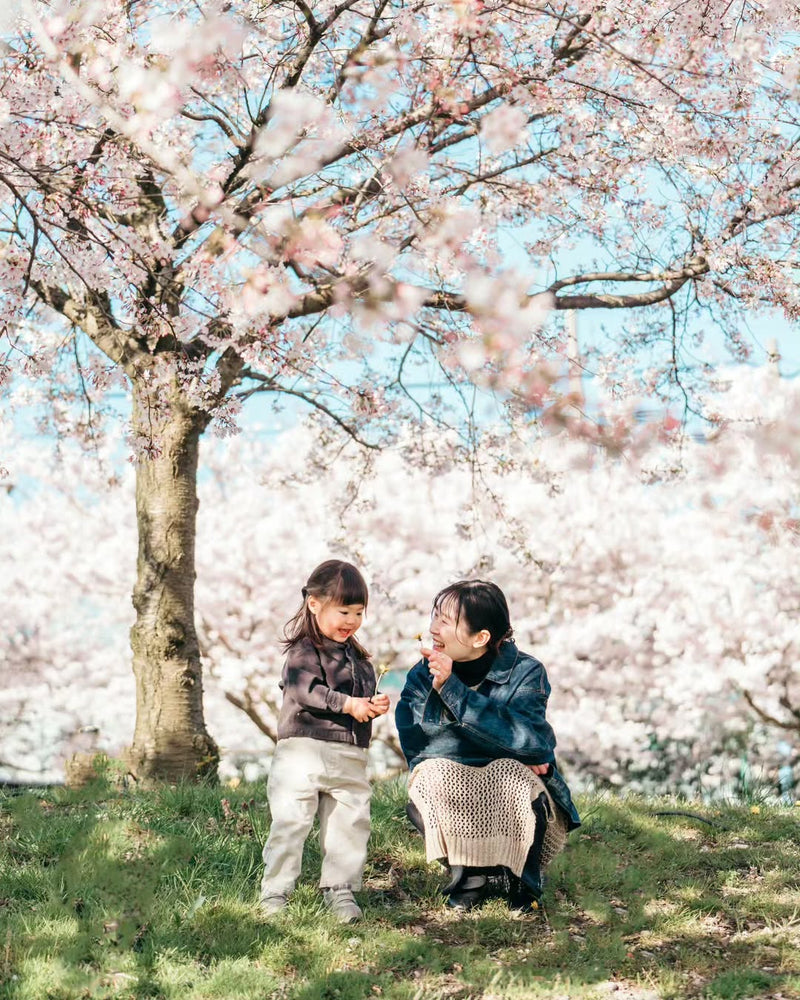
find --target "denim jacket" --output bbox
[396,640,580,830]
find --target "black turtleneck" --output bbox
[452,648,496,688]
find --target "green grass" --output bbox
[1,778,799,1000]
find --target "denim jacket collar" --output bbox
[480,641,521,685]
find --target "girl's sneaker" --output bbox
[322,886,363,923]
[259,893,288,915]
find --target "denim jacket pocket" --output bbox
[421,692,456,725]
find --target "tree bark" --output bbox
[125,380,218,783]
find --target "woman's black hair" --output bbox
[432,579,513,657]
[283,560,370,657]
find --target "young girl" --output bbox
[259,560,390,923]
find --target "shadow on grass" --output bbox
[357,792,800,1000]
[0,780,269,999]
[541,797,800,999]
[2,784,799,1000]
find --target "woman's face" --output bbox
[429,598,489,662]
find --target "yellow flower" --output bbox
[750,805,761,814]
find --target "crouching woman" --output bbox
[396,580,580,911]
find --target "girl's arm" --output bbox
[283,643,386,719]
[282,643,348,714]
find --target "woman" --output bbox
[396,579,580,911]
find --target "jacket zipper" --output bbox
[346,646,356,744]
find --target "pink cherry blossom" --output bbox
[1,0,798,781]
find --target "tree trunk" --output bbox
[125,381,218,784]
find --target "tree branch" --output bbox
[236,371,382,449]
[29,280,146,371]
[224,690,278,743]
[742,688,798,732]
[328,0,394,101]
[418,256,710,314]
[548,258,709,309]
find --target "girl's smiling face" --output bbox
[308,596,365,643]
[429,597,490,662]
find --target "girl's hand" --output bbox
[420,647,453,692]
[344,696,381,722]
[369,693,391,716]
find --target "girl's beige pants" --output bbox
[260,736,372,898]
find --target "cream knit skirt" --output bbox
[408,758,567,877]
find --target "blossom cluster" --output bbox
[1,367,798,796]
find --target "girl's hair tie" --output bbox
[301,586,308,598]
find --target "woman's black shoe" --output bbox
[446,874,487,910]
[441,865,465,895]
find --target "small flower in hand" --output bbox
[374,662,391,695]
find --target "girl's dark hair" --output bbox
[432,579,513,657]
[283,560,370,657]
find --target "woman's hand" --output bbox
[526,763,550,776]
[369,693,391,716]
[420,647,453,692]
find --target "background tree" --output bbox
[1,0,798,781]
[2,365,798,795]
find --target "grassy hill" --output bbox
[1,778,799,1000]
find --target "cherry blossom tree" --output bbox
[197,368,799,797]
[1,0,798,781]
[2,366,798,795]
